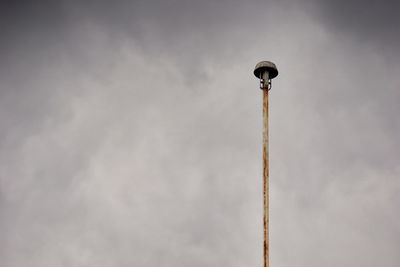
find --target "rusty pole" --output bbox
[262,79,269,267]
[254,61,278,267]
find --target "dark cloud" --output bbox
[309,0,400,58]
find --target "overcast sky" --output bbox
[1,1,399,266]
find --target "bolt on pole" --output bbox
[253,61,278,267]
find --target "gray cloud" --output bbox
[308,0,400,59]
[0,1,399,266]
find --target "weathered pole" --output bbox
[254,61,278,267]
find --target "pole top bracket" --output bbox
[254,61,278,79]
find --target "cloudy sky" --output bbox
[1,0,399,266]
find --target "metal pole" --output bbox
[262,72,269,267]
[253,61,278,267]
